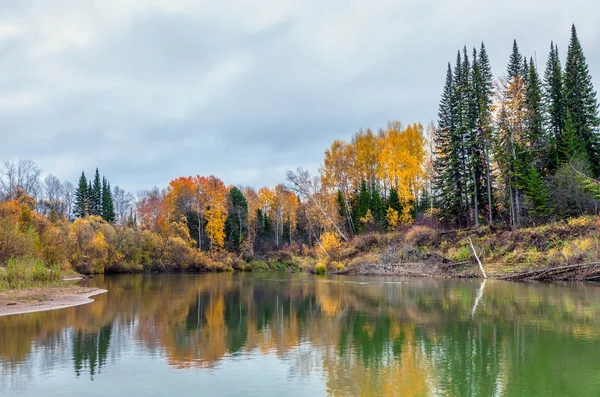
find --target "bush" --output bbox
[313,261,327,275]
[320,232,342,259]
[353,234,380,251]
[0,257,61,290]
[405,226,438,245]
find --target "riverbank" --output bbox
[309,216,600,281]
[0,286,107,317]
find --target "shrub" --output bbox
[320,232,342,259]
[405,226,438,245]
[353,234,380,251]
[0,257,61,290]
[313,261,327,275]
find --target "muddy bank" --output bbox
[341,259,600,281]
[0,286,107,317]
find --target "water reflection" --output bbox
[1,274,600,396]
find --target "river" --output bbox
[1,273,599,396]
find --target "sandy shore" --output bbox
[0,286,107,317]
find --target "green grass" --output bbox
[0,257,63,291]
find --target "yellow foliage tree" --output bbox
[386,207,399,230]
[319,231,342,259]
[378,122,426,204]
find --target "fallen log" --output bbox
[499,262,600,281]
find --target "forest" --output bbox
[1,25,600,284]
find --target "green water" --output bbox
[1,273,599,396]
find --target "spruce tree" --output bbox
[354,180,371,233]
[106,182,115,222]
[523,166,550,219]
[476,43,496,224]
[91,168,102,216]
[370,182,385,228]
[507,40,523,80]
[74,172,88,218]
[525,58,547,172]
[388,187,401,213]
[101,178,115,222]
[225,187,249,250]
[101,177,108,220]
[558,110,585,162]
[543,42,566,171]
[434,59,467,226]
[564,25,600,175]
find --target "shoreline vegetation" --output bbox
[3,25,600,290]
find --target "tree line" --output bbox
[1,24,599,274]
[434,25,600,227]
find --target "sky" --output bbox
[0,0,599,194]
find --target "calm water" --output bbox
[1,274,600,396]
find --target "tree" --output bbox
[525,58,547,172]
[285,167,348,241]
[507,40,523,80]
[225,186,248,251]
[370,182,385,228]
[543,41,565,170]
[113,186,134,225]
[91,168,102,216]
[0,159,42,201]
[474,43,495,224]
[434,61,466,226]
[354,180,371,233]
[203,176,228,250]
[377,122,426,210]
[564,25,600,175]
[102,179,115,223]
[43,174,65,217]
[74,172,89,218]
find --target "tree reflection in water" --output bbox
[1,274,600,396]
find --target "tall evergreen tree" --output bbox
[434,59,467,226]
[91,168,102,216]
[101,178,115,222]
[225,187,249,250]
[387,186,401,213]
[543,41,566,170]
[354,180,371,233]
[564,25,600,175]
[369,182,385,228]
[507,40,524,80]
[74,172,89,218]
[475,43,496,224]
[525,58,547,171]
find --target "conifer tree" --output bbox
[370,183,385,228]
[507,40,524,80]
[91,168,102,216]
[522,166,550,219]
[101,177,116,222]
[525,58,547,171]
[564,25,600,175]
[558,110,585,162]
[475,43,495,224]
[354,180,371,233]
[74,172,89,218]
[387,187,401,213]
[544,42,565,170]
[434,59,467,226]
[225,187,248,250]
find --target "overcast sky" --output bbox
[0,0,599,193]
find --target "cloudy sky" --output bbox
[0,0,599,193]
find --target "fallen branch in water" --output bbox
[468,238,487,279]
